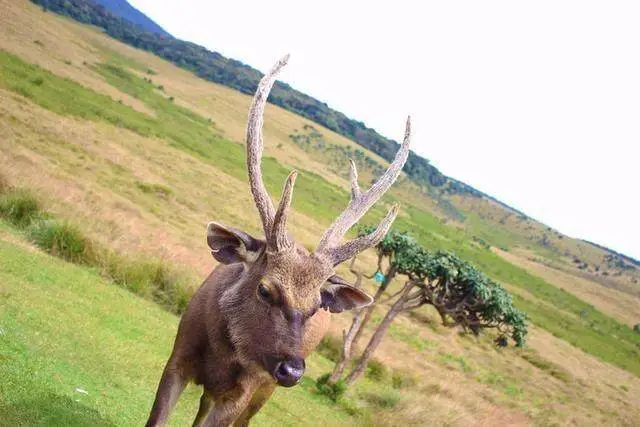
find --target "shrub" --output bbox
[100,253,192,313]
[365,359,388,383]
[316,374,346,402]
[634,324,640,335]
[28,220,96,264]
[0,190,42,228]
[316,335,341,363]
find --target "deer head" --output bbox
[207,55,411,387]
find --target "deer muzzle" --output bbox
[273,356,305,387]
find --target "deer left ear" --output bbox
[320,275,374,313]
[206,222,265,265]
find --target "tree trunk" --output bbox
[343,285,407,386]
[435,305,450,326]
[351,266,397,349]
[327,308,364,384]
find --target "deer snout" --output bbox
[273,357,305,387]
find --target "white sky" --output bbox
[129,0,640,259]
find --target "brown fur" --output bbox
[145,237,356,427]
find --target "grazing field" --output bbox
[1,0,639,425]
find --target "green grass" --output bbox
[0,233,360,426]
[0,189,42,228]
[28,219,97,264]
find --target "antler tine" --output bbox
[315,116,412,262]
[325,204,399,265]
[246,54,290,237]
[348,158,361,199]
[269,171,297,252]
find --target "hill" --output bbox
[93,0,170,36]
[30,0,640,293]
[1,0,639,424]
[32,0,484,199]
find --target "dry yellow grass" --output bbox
[1,1,639,425]
[496,248,640,326]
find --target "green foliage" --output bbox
[101,252,192,314]
[365,359,389,383]
[28,220,97,264]
[634,324,640,334]
[316,374,347,402]
[0,190,42,228]
[360,227,528,346]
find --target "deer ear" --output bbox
[206,222,265,265]
[320,275,374,313]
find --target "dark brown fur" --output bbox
[146,238,359,427]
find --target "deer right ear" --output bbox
[206,222,265,265]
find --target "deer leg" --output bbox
[233,383,276,427]
[201,378,262,427]
[145,363,187,427]
[192,390,215,427]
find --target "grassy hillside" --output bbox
[1,1,639,425]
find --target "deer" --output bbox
[145,55,411,427]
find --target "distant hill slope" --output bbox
[33,0,483,199]
[93,0,170,36]
[29,0,640,274]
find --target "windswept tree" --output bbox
[327,228,528,386]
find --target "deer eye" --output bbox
[258,283,271,301]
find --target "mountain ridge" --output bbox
[93,0,170,36]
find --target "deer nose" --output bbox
[274,357,305,387]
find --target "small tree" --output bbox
[326,229,528,386]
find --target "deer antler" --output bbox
[246,55,411,261]
[246,54,295,252]
[315,117,412,265]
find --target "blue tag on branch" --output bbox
[374,272,385,283]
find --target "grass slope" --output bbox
[1,48,638,376]
[0,226,354,426]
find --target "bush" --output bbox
[633,324,639,335]
[316,374,346,402]
[365,359,388,383]
[316,335,341,363]
[101,253,192,314]
[0,190,42,228]
[28,220,96,264]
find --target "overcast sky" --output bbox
[129,0,639,259]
